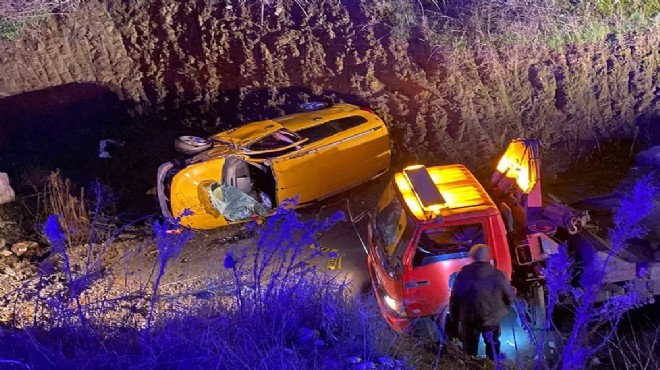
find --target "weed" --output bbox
[0,0,83,39]
[45,171,90,247]
[0,17,25,40]
[146,212,193,334]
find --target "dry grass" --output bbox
[0,0,82,20]
[45,170,90,246]
[0,0,83,39]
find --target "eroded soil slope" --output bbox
[0,1,658,170]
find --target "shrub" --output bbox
[45,170,90,247]
[516,175,658,369]
[0,200,421,369]
[0,18,25,40]
[362,0,660,49]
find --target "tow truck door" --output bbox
[402,221,490,317]
[402,254,471,318]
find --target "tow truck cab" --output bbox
[367,164,512,332]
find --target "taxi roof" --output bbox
[394,164,499,223]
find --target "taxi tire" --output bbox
[174,136,212,155]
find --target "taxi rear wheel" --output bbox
[174,136,212,155]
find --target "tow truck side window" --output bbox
[412,223,485,268]
[374,191,414,274]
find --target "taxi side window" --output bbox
[295,116,368,145]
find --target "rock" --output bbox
[0,172,15,205]
[0,238,5,249]
[11,241,41,258]
[11,242,32,257]
[0,250,12,257]
[2,254,19,267]
[118,233,137,240]
[0,220,16,229]
[636,146,660,167]
[4,267,16,277]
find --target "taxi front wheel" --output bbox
[174,135,212,155]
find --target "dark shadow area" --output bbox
[0,83,130,179]
[0,83,192,218]
[638,113,660,146]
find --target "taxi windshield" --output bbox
[247,129,303,152]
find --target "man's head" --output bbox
[469,244,490,262]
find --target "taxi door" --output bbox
[271,116,390,204]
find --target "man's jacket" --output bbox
[449,261,514,326]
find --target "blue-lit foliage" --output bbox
[517,175,658,370]
[3,175,657,369]
[43,214,87,326]
[145,210,193,335]
[0,197,420,369]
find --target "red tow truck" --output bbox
[367,138,657,332]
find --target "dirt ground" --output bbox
[1,1,658,172]
[1,138,658,333]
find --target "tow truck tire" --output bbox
[174,136,212,155]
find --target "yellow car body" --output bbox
[157,103,391,229]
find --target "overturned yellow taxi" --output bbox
[157,103,391,229]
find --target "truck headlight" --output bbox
[384,294,399,311]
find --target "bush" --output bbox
[0,200,422,369]
[516,175,658,369]
[362,0,660,48]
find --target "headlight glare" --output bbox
[384,294,398,311]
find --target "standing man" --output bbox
[449,244,515,360]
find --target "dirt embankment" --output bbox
[0,1,658,169]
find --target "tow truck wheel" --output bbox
[529,283,547,329]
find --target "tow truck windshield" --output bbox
[413,223,485,267]
[373,186,414,274]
